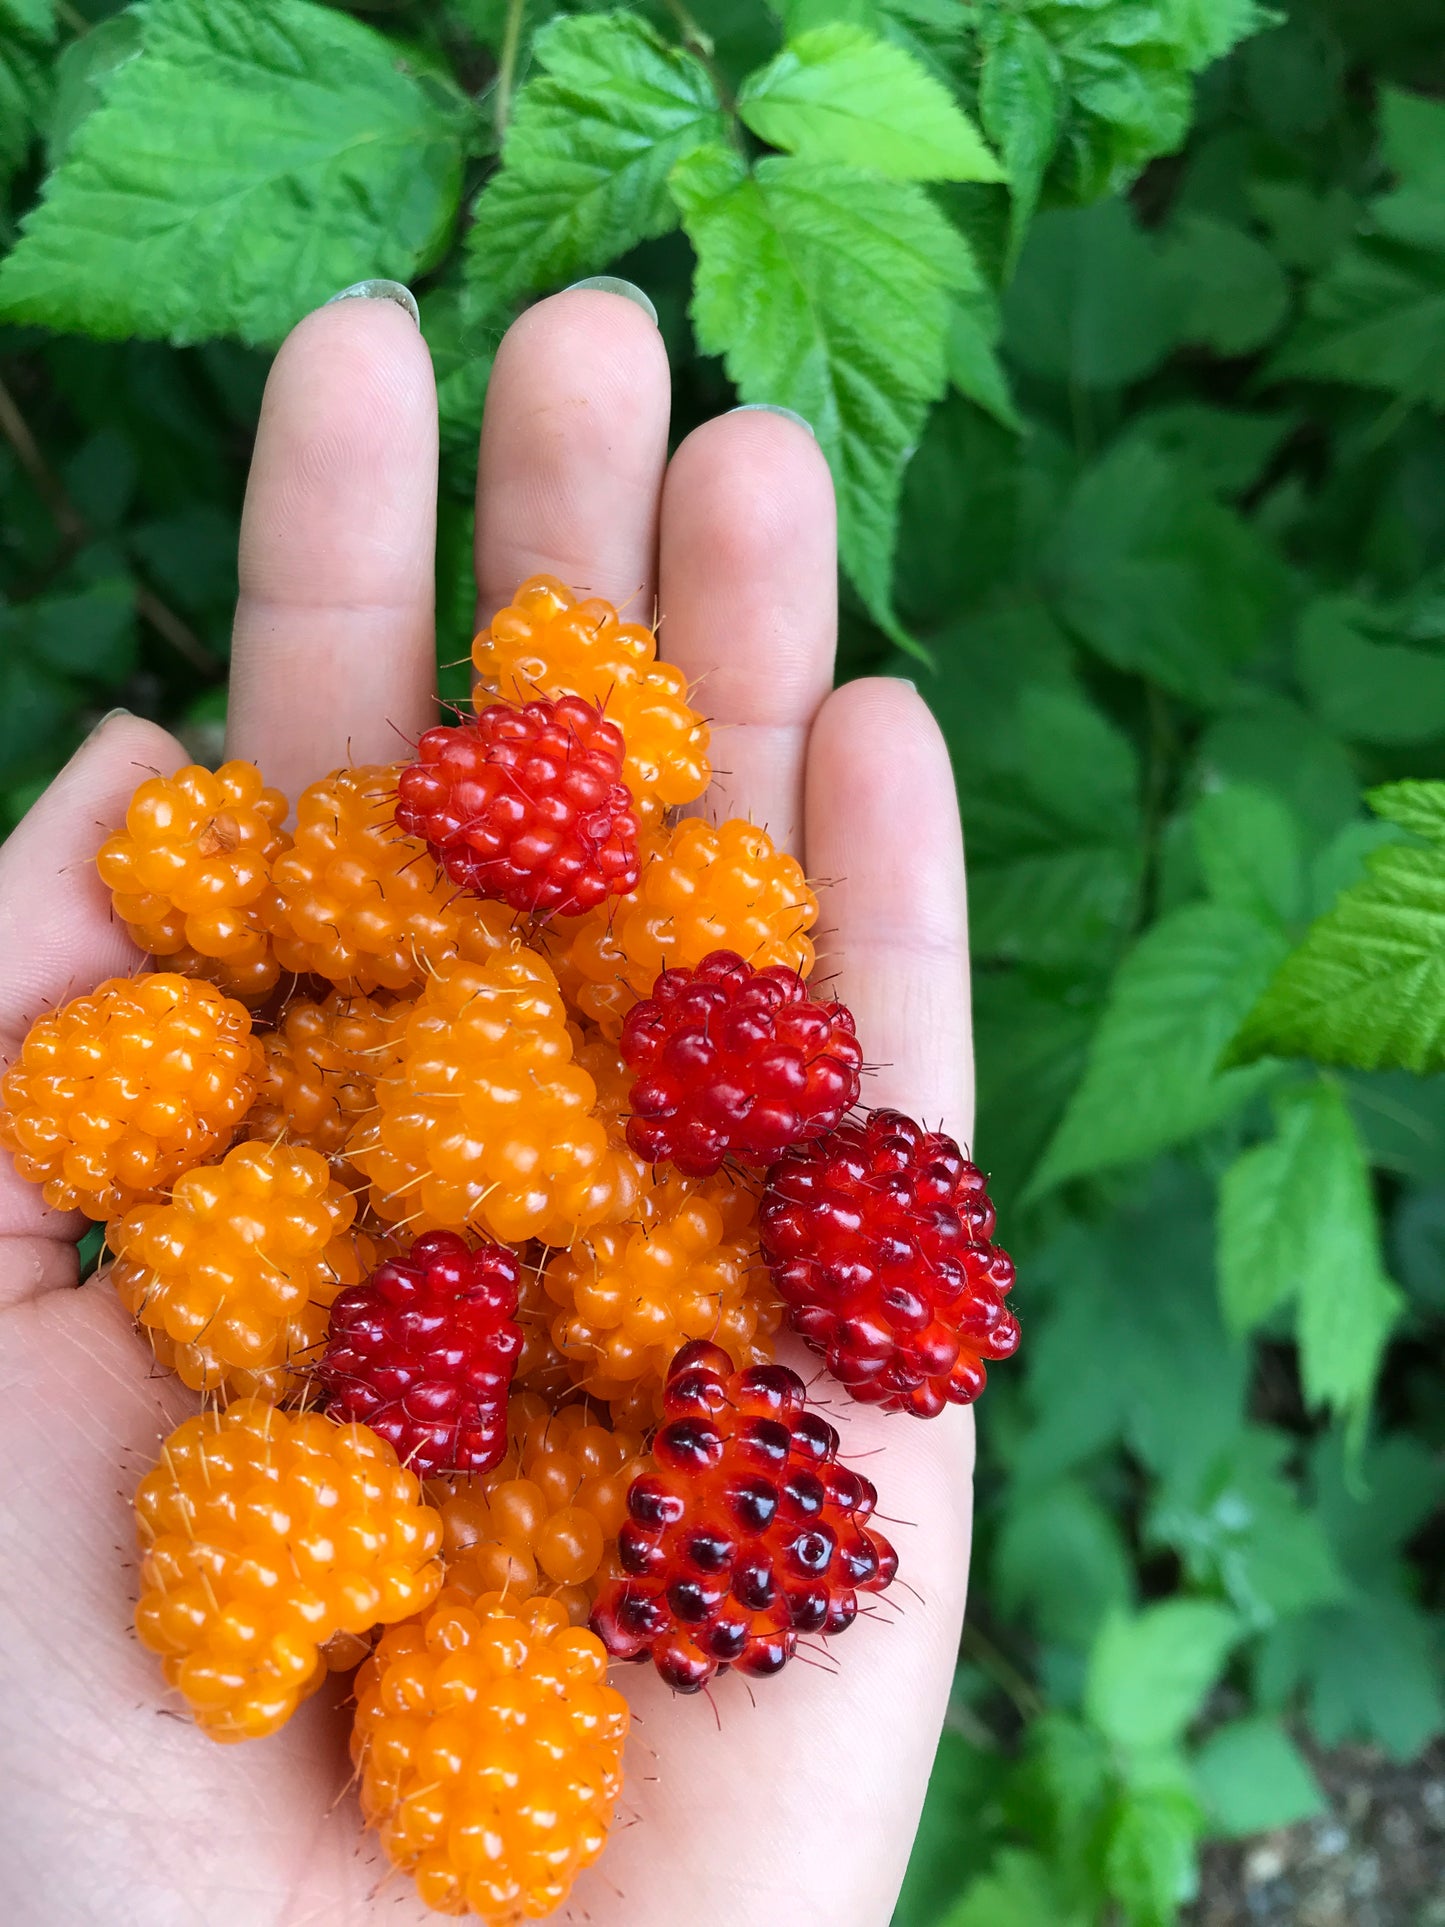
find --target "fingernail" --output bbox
[84,706,131,745]
[325,279,421,327]
[896,679,917,693]
[730,403,815,438]
[562,276,658,325]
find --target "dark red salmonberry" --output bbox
[590,1341,894,1691]
[759,1109,1019,1418]
[620,950,863,1177]
[318,1230,523,1477]
[395,696,641,918]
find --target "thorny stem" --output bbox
[0,374,217,674]
[494,0,526,141]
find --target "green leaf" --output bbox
[738,24,1000,183]
[1163,212,1291,357]
[1198,697,1361,847]
[0,0,471,346]
[1004,200,1176,389]
[1230,841,1445,1074]
[1218,1082,1331,1334]
[1366,778,1445,845]
[1296,597,1445,745]
[13,579,137,681]
[48,14,144,167]
[0,0,53,41]
[974,969,1100,1216]
[1258,1593,1445,1762]
[464,12,724,318]
[1103,1786,1201,1927]
[672,144,970,634]
[1033,905,1288,1192]
[1373,88,1445,254]
[978,11,1062,266]
[1118,404,1293,499]
[892,1731,1003,1927]
[939,1850,1088,1927]
[946,285,1020,431]
[1086,1601,1240,1756]
[1047,439,1289,706]
[1192,783,1304,927]
[994,1480,1134,1649]
[1311,1428,1443,1586]
[1193,1718,1325,1836]
[1271,239,1445,408]
[0,25,49,184]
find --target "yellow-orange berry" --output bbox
[0,974,261,1220]
[543,1167,779,1407]
[268,765,513,993]
[241,988,399,1165]
[434,1392,648,1624]
[134,1400,443,1742]
[548,817,818,1039]
[96,761,289,1002]
[354,1590,628,1922]
[473,573,709,822]
[109,1140,365,1400]
[347,949,639,1246]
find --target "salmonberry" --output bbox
[109,1139,364,1400]
[396,697,641,918]
[268,764,512,993]
[760,1110,1020,1417]
[317,1230,522,1478]
[0,973,261,1220]
[96,761,289,1002]
[473,573,709,822]
[354,1590,628,1922]
[346,950,637,1246]
[621,949,863,1176]
[436,1392,648,1624]
[240,988,398,1166]
[547,817,819,1040]
[543,1166,779,1410]
[133,1400,442,1742]
[592,1342,895,1691]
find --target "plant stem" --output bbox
[959,1621,1046,1723]
[494,0,526,141]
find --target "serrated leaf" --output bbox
[1118,403,1293,499]
[1103,1786,1201,1927]
[1033,905,1288,1192]
[1086,1601,1240,1756]
[1231,841,1445,1073]
[994,1480,1133,1649]
[946,285,1020,431]
[48,13,143,167]
[1047,439,1289,706]
[1258,1592,1445,1762]
[1271,239,1445,408]
[738,24,1000,182]
[1163,212,1291,356]
[939,1850,1088,1927]
[0,0,471,346]
[1004,200,1176,388]
[1192,783,1303,927]
[1366,778,1445,845]
[1218,1083,1331,1334]
[465,12,724,318]
[1297,597,1445,745]
[672,144,970,635]
[978,11,1062,266]
[1193,1718,1325,1837]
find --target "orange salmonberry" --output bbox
[96,761,289,1002]
[241,987,398,1165]
[354,1590,628,1922]
[0,973,261,1219]
[472,573,709,822]
[133,1400,443,1742]
[268,765,513,993]
[543,1166,779,1407]
[435,1391,648,1624]
[547,817,818,1040]
[347,949,640,1246]
[108,1139,365,1400]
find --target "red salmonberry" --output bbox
[590,1341,895,1692]
[317,1230,523,1478]
[620,949,862,1176]
[395,696,641,918]
[759,1110,1019,1418]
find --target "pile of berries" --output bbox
[0,575,1018,1923]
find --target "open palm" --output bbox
[0,286,976,1927]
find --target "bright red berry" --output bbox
[590,1341,895,1692]
[395,696,641,917]
[759,1110,1019,1418]
[317,1230,523,1477]
[620,950,862,1177]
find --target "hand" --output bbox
[0,284,975,1927]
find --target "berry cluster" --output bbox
[0,574,1017,1923]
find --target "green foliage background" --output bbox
[3,0,1444,1920]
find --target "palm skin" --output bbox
[0,287,976,1927]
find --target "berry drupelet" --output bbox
[620,949,863,1176]
[591,1341,896,1692]
[318,1230,523,1479]
[760,1109,1020,1418]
